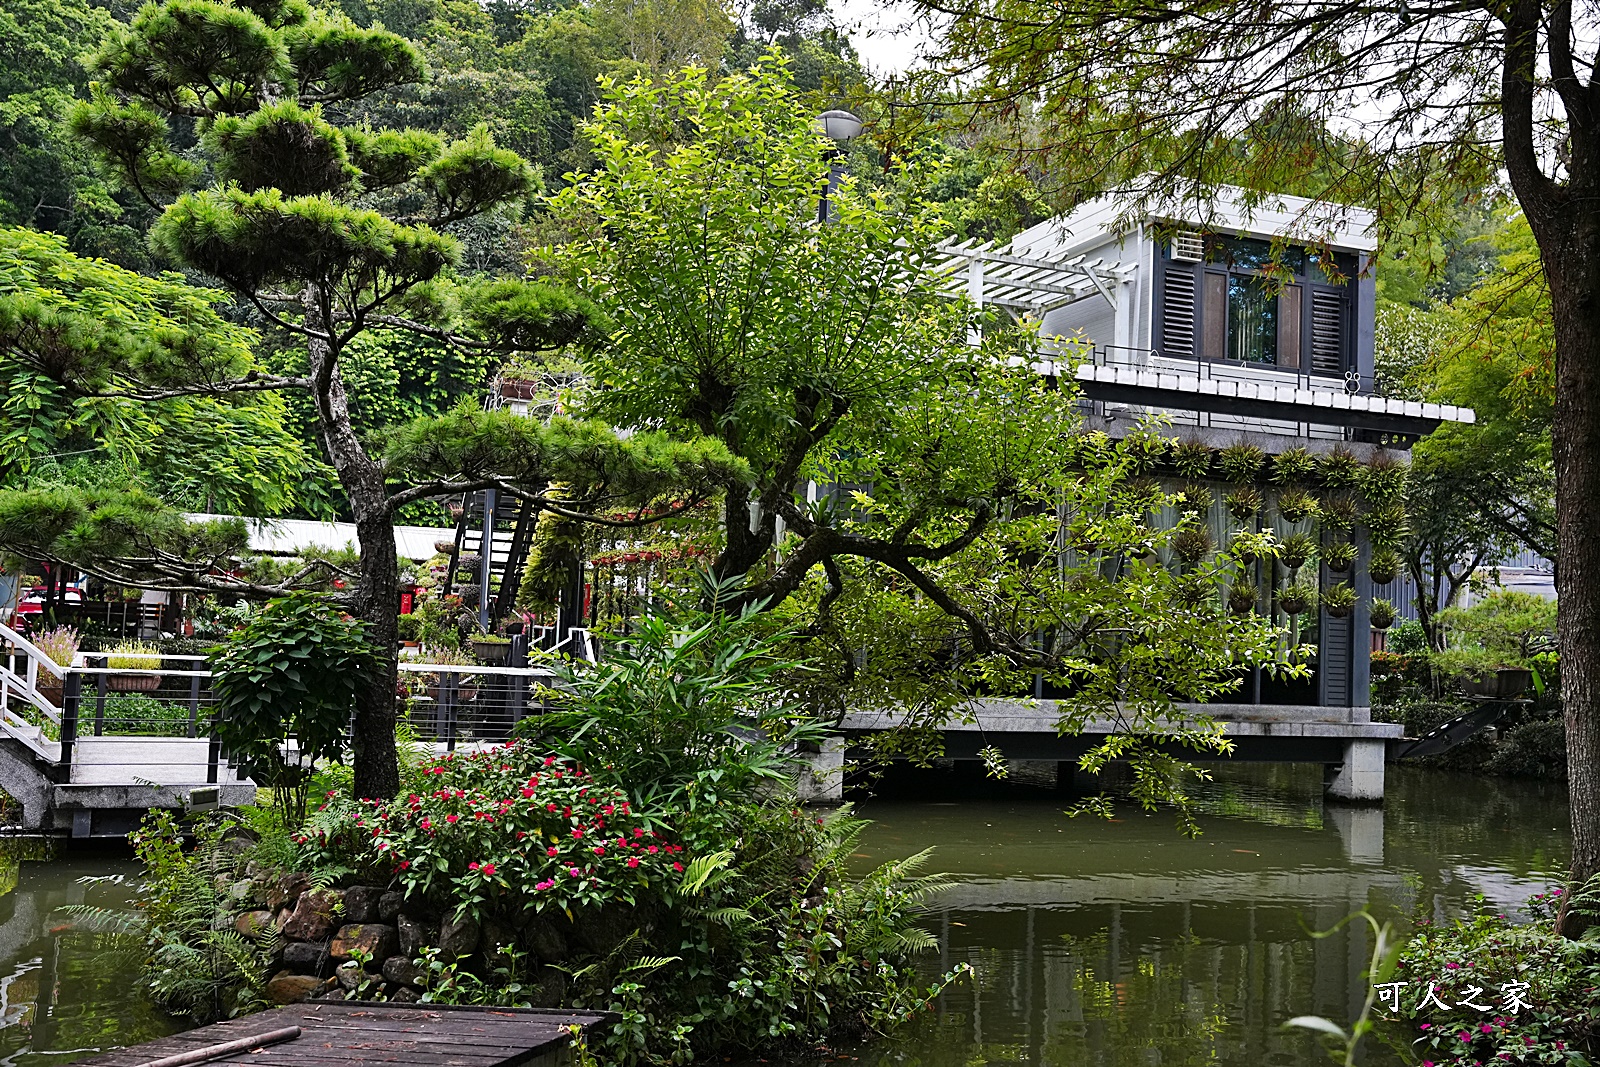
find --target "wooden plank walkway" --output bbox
[71,1003,611,1067]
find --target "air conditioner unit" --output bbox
[1171,230,1205,262]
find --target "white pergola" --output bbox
[935,239,1137,315]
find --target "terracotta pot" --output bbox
[36,682,63,708]
[499,378,539,400]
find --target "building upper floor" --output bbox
[939,184,1474,442]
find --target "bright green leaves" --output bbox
[286,16,426,104]
[211,592,378,821]
[379,407,749,501]
[88,0,289,117]
[68,90,203,201]
[150,187,458,291]
[460,278,606,353]
[344,127,441,189]
[420,125,538,223]
[0,226,256,390]
[209,101,356,196]
[0,485,249,566]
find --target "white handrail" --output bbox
[0,622,68,680]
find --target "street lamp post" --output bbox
[815,109,862,224]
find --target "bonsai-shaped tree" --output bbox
[0,0,742,797]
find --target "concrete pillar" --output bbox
[797,736,845,805]
[1324,738,1386,803]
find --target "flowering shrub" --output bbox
[1390,891,1599,1065]
[303,743,685,919]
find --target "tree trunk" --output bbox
[1542,213,1600,936]
[304,290,401,799]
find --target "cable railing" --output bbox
[0,623,595,782]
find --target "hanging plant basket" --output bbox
[1322,582,1357,618]
[1278,586,1315,616]
[1368,548,1399,585]
[1227,582,1259,614]
[108,673,161,692]
[1369,597,1398,630]
[471,637,512,666]
[1324,541,1357,573]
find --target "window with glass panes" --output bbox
[1156,235,1354,375]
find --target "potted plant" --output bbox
[1228,530,1274,564]
[1321,493,1360,531]
[1276,487,1320,524]
[1225,486,1263,521]
[1369,597,1398,630]
[1227,581,1259,615]
[433,539,456,555]
[30,626,79,706]
[471,632,512,666]
[1322,581,1357,618]
[1272,445,1318,486]
[1278,582,1316,616]
[1318,445,1363,491]
[1323,540,1358,573]
[1281,532,1316,572]
[458,553,483,576]
[1219,442,1265,484]
[106,641,162,692]
[1170,439,1213,480]
[1172,524,1213,565]
[1368,547,1400,585]
[420,646,478,703]
[1362,450,1406,504]
[1175,483,1212,516]
[1364,502,1409,547]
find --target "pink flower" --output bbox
[627,858,639,868]
[481,862,496,876]
[446,814,459,824]
[1445,962,1460,970]
[569,868,579,877]
[544,757,556,767]
[547,847,559,857]
[573,828,584,838]
[398,860,410,870]
[469,861,480,871]
[647,845,659,854]
[672,862,684,872]
[593,846,605,855]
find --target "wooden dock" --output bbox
[71,1002,611,1067]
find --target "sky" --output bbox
[832,0,936,75]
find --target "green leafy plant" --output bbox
[1367,547,1400,584]
[1227,581,1259,614]
[1323,540,1358,572]
[1361,450,1407,504]
[1175,482,1213,516]
[1276,487,1320,524]
[1278,582,1316,616]
[1281,532,1317,571]
[1172,524,1213,564]
[1170,439,1213,479]
[1121,431,1168,473]
[211,593,377,822]
[519,605,829,818]
[1322,582,1357,618]
[1318,446,1364,490]
[1369,598,1397,630]
[1272,445,1318,486]
[1363,501,1409,547]
[1224,485,1263,520]
[1285,911,1404,1066]
[1227,530,1278,565]
[1321,493,1360,531]
[1218,442,1266,484]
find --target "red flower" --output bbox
[481,862,497,876]
[672,862,684,872]
[627,858,639,868]
[446,814,459,824]
[469,861,480,871]
[547,847,559,856]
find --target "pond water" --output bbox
[841,763,1571,1067]
[0,764,1569,1066]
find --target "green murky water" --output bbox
[0,764,1569,1065]
[842,763,1570,1066]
